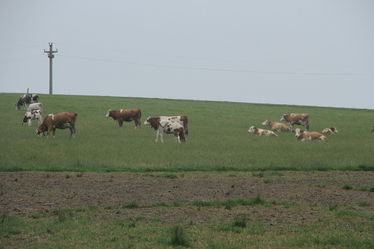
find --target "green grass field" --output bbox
[1,93,373,172]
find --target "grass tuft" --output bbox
[170,225,189,247]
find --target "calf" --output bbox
[36,112,77,137]
[22,110,42,126]
[294,128,326,141]
[248,126,278,137]
[106,108,141,128]
[262,120,291,132]
[280,113,309,130]
[144,116,186,143]
[322,127,338,134]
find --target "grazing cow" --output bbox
[294,128,326,141]
[322,127,338,134]
[36,112,77,137]
[27,102,43,112]
[280,113,310,130]
[262,120,291,132]
[22,110,42,126]
[248,126,278,137]
[15,94,39,110]
[105,108,141,128]
[144,116,186,143]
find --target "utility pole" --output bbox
[44,42,58,95]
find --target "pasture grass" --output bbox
[1,203,373,249]
[1,93,374,172]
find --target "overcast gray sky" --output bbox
[1,0,373,109]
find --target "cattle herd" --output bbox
[16,93,189,143]
[248,113,339,141]
[15,93,373,143]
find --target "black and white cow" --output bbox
[15,94,39,110]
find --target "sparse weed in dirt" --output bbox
[342,184,353,190]
[233,214,247,228]
[263,179,273,184]
[252,171,264,178]
[328,204,338,211]
[123,201,140,209]
[52,209,75,222]
[315,184,326,188]
[358,201,372,207]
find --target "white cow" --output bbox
[27,103,43,112]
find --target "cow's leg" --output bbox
[155,129,159,143]
[28,119,32,126]
[118,120,123,127]
[159,129,164,143]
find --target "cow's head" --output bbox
[280,114,288,122]
[36,127,46,136]
[294,128,303,138]
[331,127,338,133]
[262,120,270,126]
[144,117,160,130]
[248,126,257,134]
[22,115,30,125]
[105,109,112,118]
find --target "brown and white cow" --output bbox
[322,127,338,134]
[280,113,310,130]
[294,128,326,141]
[144,116,187,143]
[262,120,291,132]
[248,126,278,137]
[22,110,42,126]
[105,108,141,128]
[36,112,77,137]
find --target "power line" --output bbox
[63,55,358,77]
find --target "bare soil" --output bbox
[1,171,373,216]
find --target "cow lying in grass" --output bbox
[262,120,291,132]
[22,110,42,126]
[36,112,77,137]
[248,126,278,137]
[322,127,338,134]
[106,108,141,128]
[144,116,186,143]
[294,128,326,141]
